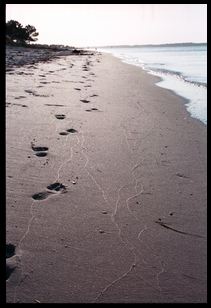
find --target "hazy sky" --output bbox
[6,4,207,47]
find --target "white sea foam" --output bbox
[99,44,207,125]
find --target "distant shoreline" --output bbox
[97,43,207,125]
[92,42,207,49]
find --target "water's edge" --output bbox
[99,49,207,126]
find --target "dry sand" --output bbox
[6,47,207,303]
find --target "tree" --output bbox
[6,20,39,45]
[24,25,39,43]
[6,20,23,43]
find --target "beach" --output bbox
[6,46,207,303]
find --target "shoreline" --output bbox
[6,48,207,303]
[99,48,207,126]
[108,52,206,129]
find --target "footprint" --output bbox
[32,146,48,152]
[32,191,53,200]
[90,94,98,97]
[66,128,78,133]
[47,182,66,192]
[86,108,98,112]
[74,88,81,91]
[45,104,65,107]
[176,172,189,179]
[31,143,48,157]
[55,114,66,120]
[35,152,48,157]
[11,103,28,108]
[25,89,50,97]
[14,96,26,99]
[6,243,16,259]
[59,131,69,136]
[25,89,34,95]
[80,99,90,104]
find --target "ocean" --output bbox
[98,44,207,125]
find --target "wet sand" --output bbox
[6,47,207,303]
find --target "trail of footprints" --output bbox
[14,53,168,302]
[31,55,99,201]
[32,182,67,200]
[7,55,102,283]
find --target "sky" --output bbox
[6,4,207,47]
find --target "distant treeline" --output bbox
[6,19,78,51]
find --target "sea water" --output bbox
[99,44,207,125]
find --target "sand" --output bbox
[6,46,207,303]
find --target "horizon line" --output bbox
[84,42,207,48]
